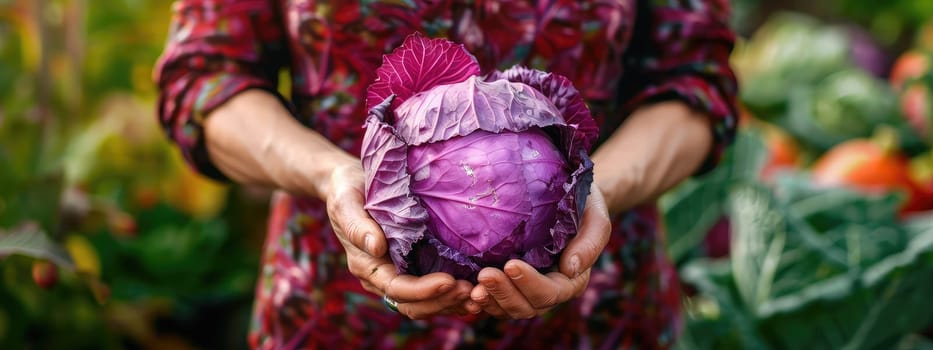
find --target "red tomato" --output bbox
[32,260,58,289]
[890,51,932,141]
[901,84,931,136]
[890,51,929,90]
[812,138,932,216]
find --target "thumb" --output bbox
[560,186,611,278]
[329,188,387,257]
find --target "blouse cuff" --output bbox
[158,72,284,182]
[621,74,738,176]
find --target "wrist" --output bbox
[204,89,365,200]
[594,160,644,216]
[313,153,361,201]
[591,101,711,215]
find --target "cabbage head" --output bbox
[361,33,598,282]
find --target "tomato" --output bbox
[32,260,58,289]
[760,125,802,181]
[890,51,928,89]
[890,51,933,142]
[901,84,931,137]
[811,133,932,216]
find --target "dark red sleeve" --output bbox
[153,0,288,181]
[619,0,739,174]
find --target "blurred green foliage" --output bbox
[666,2,933,349]
[835,0,933,46]
[0,0,269,348]
[666,128,933,349]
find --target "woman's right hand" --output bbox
[204,90,473,319]
[324,163,474,319]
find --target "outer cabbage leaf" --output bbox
[393,77,567,146]
[361,96,429,271]
[366,32,481,111]
[489,66,600,162]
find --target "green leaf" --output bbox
[757,236,933,350]
[895,334,933,350]
[126,219,227,283]
[662,129,768,263]
[681,173,932,349]
[679,259,772,350]
[728,185,786,315]
[662,179,726,263]
[0,222,74,270]
[726,128,770,182]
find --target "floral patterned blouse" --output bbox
[154,0,738,349]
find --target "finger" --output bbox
[480,296,508,318]
[439,297,473,317]
[470,285,507,318]
[347,257,392,293]
[328,189,386,257]
[477,268,537,319]
[544,268,591,299]
[470,283,487,304]
[560,186,611,278]
[464,299,482,315]
[348,257,456,302]
[437,306,469,317]
[396,280,472,319]
[382,270,457,303]
[503,260,575,309]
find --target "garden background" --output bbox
[2,0,933,349]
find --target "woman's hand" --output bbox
[205,90,473,319]
[466,186,611,318]
[324,163,474,319]
[463,101,714,319]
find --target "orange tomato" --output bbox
[812,135,931,216]
[760,125,802,181]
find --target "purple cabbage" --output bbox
[361,33,597,281]
[845,25,889,78]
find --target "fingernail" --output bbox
[481,279,495,290]
[474,290,488,302]
[437,283,453,294]
[570,255,580,277]
[365,234,376,255]
[466,301,481,314]
[505,265,522,280]
[473,296,487,305]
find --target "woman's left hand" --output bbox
[465,186,611,318]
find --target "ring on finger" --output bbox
[382,294,399,313]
